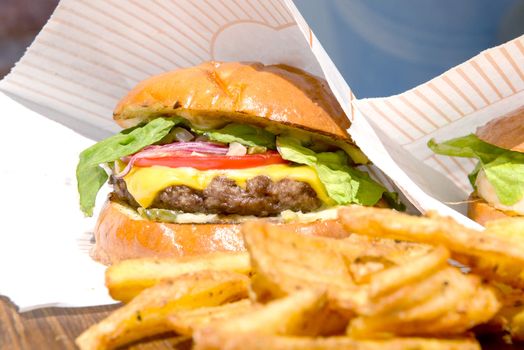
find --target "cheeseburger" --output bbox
[429,107,524,225]
[77,61,400,264]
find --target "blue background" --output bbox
[295,0,524,98]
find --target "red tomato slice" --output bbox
[133,151,288,170]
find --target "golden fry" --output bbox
[76,271,249,350]
[464,218,524,290]
[334,248,449,315]
[485,217,524,241]
[347,255,393,284]
[341,234,432,265]
[194,334,480,350]
[193,289,348,350]
[80,206,522,349]
[106,252,251,303]
[200,289,345,336]
[243,221,459,317]
[511,309,524,341]
[343,235,432,284]
[339,206,524,288]
[242,221,430,304]
[167,299,254,336]
[482,283,524,340]
[475,283,524,335]
[386,286,499,337]
[366,245,449,298]
[348,272,499,338]
[455,254,524,289]
[242,221,356,302]
[356,267,462,316]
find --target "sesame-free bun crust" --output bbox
[476,106,524,153]
[92,200,349,265]
[113,61,351,140]
[467,193,520,226]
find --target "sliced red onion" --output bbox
[113,142,228,178]
[140,142,228,155]
[113,157,138,179]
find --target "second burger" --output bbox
[429,107,524,225]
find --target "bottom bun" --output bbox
[467,193,519,226]
[92,200,349,265]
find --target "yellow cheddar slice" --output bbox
[123,164,334,208]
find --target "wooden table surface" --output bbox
[2,295,524,350]
[0,297,193,350]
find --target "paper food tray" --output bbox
[0,0,521,310]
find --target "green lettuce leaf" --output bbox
[77,117,179,216]
[427,134,506,164]
[428,134,524,206]
[276,136,390,207]
[382,191,406,211]
[483,155,524,205]
[204,123,276,148]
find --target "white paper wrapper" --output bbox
[0,0,521,310]
[0,91,111,310]
[289,1,523,229]
[352,35,524,220]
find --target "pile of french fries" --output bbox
[76,206,524,350]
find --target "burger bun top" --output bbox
[476,106,524,153]
[113,61,351,141]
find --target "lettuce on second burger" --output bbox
[77,61,402,264]
[429,107,524,225]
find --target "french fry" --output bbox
[76,271,249,350]
[344,235,433,284]
[79,206,521,349]
[400,285,500,336]
[464,218,524,290]
[338,206,524,288]
[343,234,433,265]
[194,334,480,350]
[106,252,251,303]
[366,245,449,298]
[334,248,450,314]
[242,221,356,302]
[482,283,524,340]
[511,309,524,341]
[207,289,346,335]
[348,273,500,338]
[356,267,465,316]
[243,221,455,316]
[427,286,501,334]
[243,221,451,312]
[475,283,524,335]
[193,289,348,350]
[454,254,524,290]
[167,299,254,336]
[485,217,524,241]
[347,255,393,284]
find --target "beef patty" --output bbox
[110,175,321,216]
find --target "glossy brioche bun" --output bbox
[113,61,351,141]
[92,200,350,265]
[467,193,520,226]
[476,106,524,153]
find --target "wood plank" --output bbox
[0,296,190,349]
[1,295,523,350]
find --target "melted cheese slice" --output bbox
[123,164,334,208]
